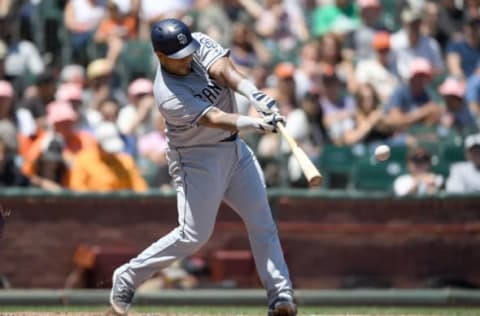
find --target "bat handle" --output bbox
[276,122,296,149]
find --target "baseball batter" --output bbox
[109,19,296,316]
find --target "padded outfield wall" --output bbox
[1,188,480,289]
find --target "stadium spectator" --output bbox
[0,139,30,187]
[59,64,86,88]
[437,77,477,134]
[436,0,464,50]
[22,101,97,178]
[17,71,56,136]
[293,40,323,103]
[83,58,128,126]
[239,0,309,63]
[64,0,106,65]
[421,0,454,52]
[311,0,360,37]
[28,133,68,192]
[137,110,171,190]
[446,133,480,193]
[385,58,441,132]
[2,21,45,87]
[343,83,392,147]
[117,78,155,138]
[299,92,326,152]
[393,146,444,196]
[97,97,136,157]
[319,66,356,145]
[0,80,17,152]
[390,7,444,81]
[0,40,6,80]
[56,83,93,132]
[69,121,148,192]
[355,31,398,104]
[466,62,480,123]
[463,0,480,25]
[94,0,138,63]
[344,0,387,62]
[318,32,357,93]
[446,17,480,79]
[195,0,233,47]
[16,72,57,163]
[228,21,271,74]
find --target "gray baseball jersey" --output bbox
[153,32,237,148]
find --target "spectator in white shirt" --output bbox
[394,146,443,196]
[390,8,444,81]
[446,133,480,193]
[355,31,398,104]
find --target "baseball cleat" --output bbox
[109,266,135,315]
[268,297,297,316]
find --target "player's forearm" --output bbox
[199,107,277,132]
[209,57,277,114]
[200,108,256,131]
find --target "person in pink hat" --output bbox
[438,77,476,133]
[22,101,97,180]
[385,57,441,133]
[56,83,93,131]
[117,78,155,138]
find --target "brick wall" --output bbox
[2,194,480,289]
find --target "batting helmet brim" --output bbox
[167,39,200,59]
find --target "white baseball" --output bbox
[374,144,390,161]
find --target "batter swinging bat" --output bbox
[276,123,322,187]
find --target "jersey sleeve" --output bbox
[192,32,229,70]
[158,92,213,128]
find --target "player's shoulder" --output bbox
[192,32,223,51]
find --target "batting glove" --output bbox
[250,91,280,115]
[261,112,286,133]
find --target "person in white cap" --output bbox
[446,133,480,193]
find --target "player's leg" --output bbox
[223,140,295,314]
[110,147,229,315]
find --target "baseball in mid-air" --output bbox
[374,144,390,161]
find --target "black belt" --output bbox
[220,133,238,142]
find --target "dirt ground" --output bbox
[0,314,438,316]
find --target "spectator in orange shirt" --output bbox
[94,0,138,63]
[69,122,148,192]
[22,101,97,176]
[28,134,69,192]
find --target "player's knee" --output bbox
[179,226,212,251]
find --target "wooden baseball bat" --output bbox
[276,123,322,187]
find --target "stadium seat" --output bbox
[352,158,404,192]
[431,159,450,179]
[440,143,465,164]
[388,144,408,163]
[318,145,357,189]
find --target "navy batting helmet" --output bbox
[150,19,200,59]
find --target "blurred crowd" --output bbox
[0,0,480,195]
